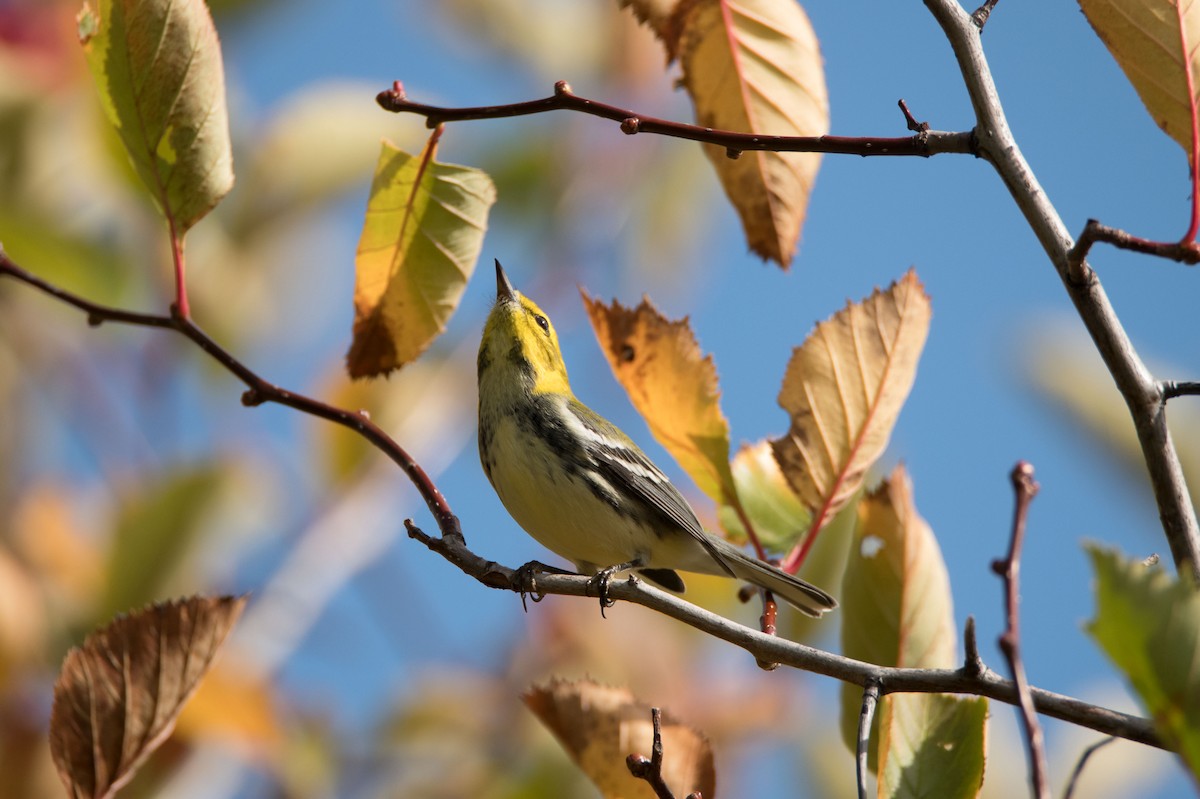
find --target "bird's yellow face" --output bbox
[479,262,571,397]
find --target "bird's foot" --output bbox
[585,559,643,618]
[511,560,574,612]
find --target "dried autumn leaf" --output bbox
[49,595,247,799]
[77,0,234,233]
[581,291,736,506]
[661,0,828,266]
[347,137,496,378]
[771,269,930,566]
[1078,0,1200,157]
[838,465,957,769]
[524,678,715,799]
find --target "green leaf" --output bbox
[346,137,496,378]
[100,467,225,622]
[1088,544,1200,782]
[78,0,234,233]
[877,693,987,799]
[839,465,957,771]
[718,440,811,551]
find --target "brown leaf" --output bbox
[49,595,247,799]
[667,0,829,266]
[771,269,930,567]
[581,290,736,507]
[524,678,715,799]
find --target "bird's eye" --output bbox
[534,314,550,334]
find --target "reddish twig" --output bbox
[377,80,977,159]
[856,679,881,799]
[1176,0,1200,243]
[897,99,930,133]
[1067,219,1200,283]
[991,462,1049,799]
[168,220,190,319]
[0,250,458,539]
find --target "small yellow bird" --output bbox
[477,261,836,617]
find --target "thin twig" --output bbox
[626,708,681,799]
[857,680,881,799]
[923,0,1200,582]
[1067,219,1200,278]
[376,80,976,159]
[0,251,459,539]
[897,99,929,133]
[962,615,984,678]
[1062,737,1118,799]
[1163,381,1200,401]
[971,0,1000,30]
[991,462,1049,799]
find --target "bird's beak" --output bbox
[495,259,517,303]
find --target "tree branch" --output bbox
[376,80,977,159]
[922,0,1200,581]
[991,462,1049,799]
[0,249,459,541]
[0,249,1166,754]
[405,522,1164,750]
[626,708,693,799]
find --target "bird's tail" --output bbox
[711,537,837,617]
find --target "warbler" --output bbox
[477,261,836,616]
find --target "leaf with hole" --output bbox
[838,465,958,771]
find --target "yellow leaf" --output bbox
[1079,0,1200,156]
[78,0,234,233]
[667,0,828,266]
[581,290,736,506]
[771,269,930,561]
[523,678,715,799]
[347,136,496,378]
[49,595,246,799]
[839,466,957,766]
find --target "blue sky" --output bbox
[196,0,1199,794]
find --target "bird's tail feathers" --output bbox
[715,540,837,618]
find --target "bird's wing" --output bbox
[565,398,736,577]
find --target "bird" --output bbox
[477,260,836,617]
